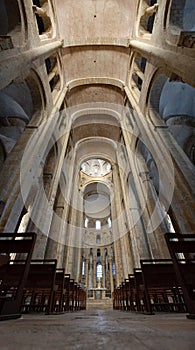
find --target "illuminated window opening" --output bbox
[85,217,89,228]
[108,217,112,228]
[97,263,102,278]
[95,220,101,230]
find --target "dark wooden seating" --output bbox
[21,259,57,314]
[113,272,145,312]
[128,274,136,311]
[63,274,71,311]
[165,233,195,318]
[0,232,36,319]
[78,286,86,310]
[69,279,79,311]
[133,268,145,312]
[113,259,187,315]
[0,233,86,317]
[140,259,186,314]
[59,276,86,312]
[52,268,65,313]
[113,286,121,310]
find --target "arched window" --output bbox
[97,263,102,278]
[32,0,54,39]
[108,217,112,228]
[112,262,116,276]
[95,220,101,230]
[139,0,158,37]
[82,261,85,276]
[96,234,101,244]
[84,217,89,228]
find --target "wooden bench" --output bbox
[0,232,36,320]
[52,268,65,313]
[63,274,71,311]
[140,259,186,314]
[127,274,137,311]
[133,268,145,312]
[113,271,145,312]
[78,286,86,310]
[123,279,131,311]
[68,279,81,311]
[21,259,57,314]
[165,233,195,319]
[113,286,121,310]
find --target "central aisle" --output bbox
[1,310,195,350]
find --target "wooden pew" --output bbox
[124,279,131,311]
[133,268,145,312]
[0,232,36,320]
[63,274,71,311]
[140,259,186,314]
[75,283,86,311]
[52,268,65,313]
[69,279,75,311]
[128,274,137,311]
[113,286,121,310]
[165,233,195,319]
[113,272,145,313]
[21,259,57,314]
[78,287,86,310]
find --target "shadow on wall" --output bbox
[159,79,195,164]
[149,73,195,165]
[0,0,23,47]
[170,0,195,34]
[0,83,33,161]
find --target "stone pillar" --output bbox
[121,126,152,266]
[112,163,129,282]
[101,248,105,289]
[85,256,89,294]
[125,86,195,235]
[108,257,114,294]
[93,252,97,290]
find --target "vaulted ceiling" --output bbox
[55,0,138,106]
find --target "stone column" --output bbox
[125,86,195,235]
[93,252,97,291]
[112,163,129,281]
[101,248,105,289]
[108,258,114,293]
[85,256,89,293]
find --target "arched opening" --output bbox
[45,53,63,102]
[32,0,54,39]
[139,0,158,37]
[149,73,195,165]
[0,72,45,169]
[130,53,147,100]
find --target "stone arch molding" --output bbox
[20,99,175,245]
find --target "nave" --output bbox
[1,309,195,350]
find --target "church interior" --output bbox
[0,0,195,349]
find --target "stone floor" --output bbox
[0,310,195,350]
